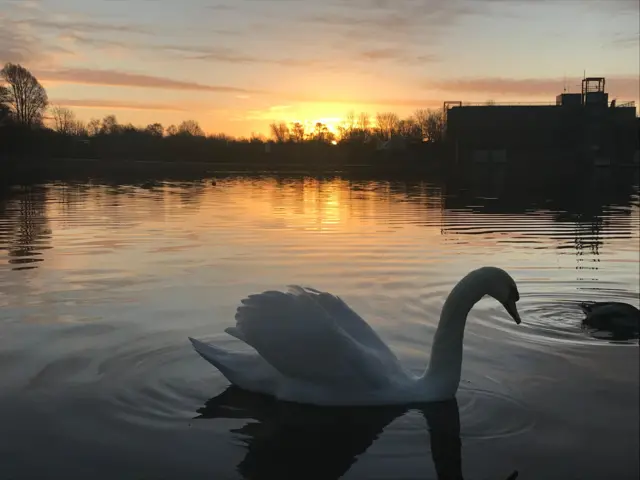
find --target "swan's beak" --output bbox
[502,300,521,325]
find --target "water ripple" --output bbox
[0,176,638,479]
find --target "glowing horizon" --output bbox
[2,0,638,137]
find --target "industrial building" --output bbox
[444,77,638,176]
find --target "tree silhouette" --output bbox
[312,122,328,142]
[177,119,204,136]
[291,122,305,142]
[357,112,371,132]
[0,85,10,123]
[87,118,101,136]
[145,123,164,137]
[425,110,445,143]
[375,112,399,140]
[413,109,429,139]
[100,115,120,135]
[50,105,77,135]
[269,122,290,143]
[0,63,48,126]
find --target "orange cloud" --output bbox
[34,68,263,94]
[424,75,640,100]
[358,48,439,64]
[51,98,187,112]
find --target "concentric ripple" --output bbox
[1,176,638,479]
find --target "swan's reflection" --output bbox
[195,387,498,480]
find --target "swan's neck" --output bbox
[422,275,487,396]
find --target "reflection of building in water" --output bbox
[555,211,603,270]
[438,185,638,268]
[0,188,52,271]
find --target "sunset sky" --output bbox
[2,0,638,137]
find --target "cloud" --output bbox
[50,30,318,67]
[14,17,151,35]
[205,3,236,11]
[0,14,74,66]
[275,93,444,109]
[610,32,640,49]
[358,48,439,64]
[301,0,637,40]
[35,68,263,94]
[51,98,187,111]
[172,47,316,66]
[423,75,640,100]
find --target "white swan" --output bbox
[189,266,522,406]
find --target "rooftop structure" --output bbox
[444,76,638,171]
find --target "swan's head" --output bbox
[476,267,521,325]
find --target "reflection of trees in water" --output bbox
[0,178,211,271]
[0,187,51,271]
[55,179,209,230]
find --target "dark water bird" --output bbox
[139,180,156,189]
[195,386,519,480]
[580,301,640,339]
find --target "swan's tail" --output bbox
[188,337,274,392]
[188,337,241,382]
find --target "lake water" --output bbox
[0,174,638,480]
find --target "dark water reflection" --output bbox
[196,387,480,480]
[0,173,638,479]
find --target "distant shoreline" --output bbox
[3,154,448,171]
[2,154,638,192]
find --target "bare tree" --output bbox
[290,122,305,142]
[0,63,48,126]
[413,109,430,139]
[375,112,399,140]
[50,105,77,135]
[100,115,120,135]
[344,110,356,133]
[269,122,289,142]
[397,118,419,138]
[87,118,101,136]
[311,122,334,143]
[357,112,371,132]
[425,110,445,143]
[178,119,204,136]
[0,85,10,124]
[71,119,87,136]
[249,132,266,143]
[145,123,164,137]
[166,124,178,136]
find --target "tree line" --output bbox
[1,63,447,166]
[269,109,445,145]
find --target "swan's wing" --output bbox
[291,286,398,357]
[228,287,399,389]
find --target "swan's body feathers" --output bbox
[231,286,402,389]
